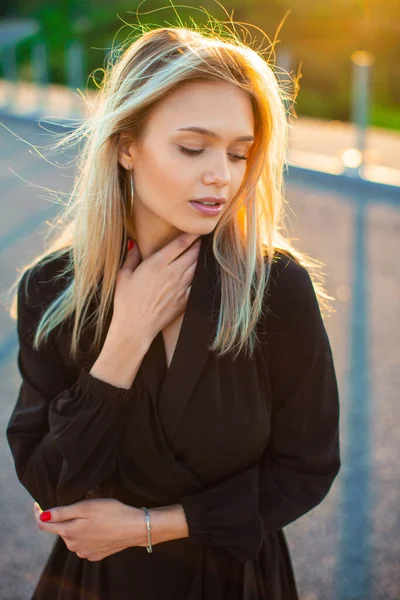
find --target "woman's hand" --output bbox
[33,498,148,561]
[112,232,201,341]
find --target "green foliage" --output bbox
[371,104,400,132]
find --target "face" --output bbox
[118,79,254,253]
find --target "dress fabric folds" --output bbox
[6,230,341,599]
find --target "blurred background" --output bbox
[0,0,399,129]
[0,1,399,599]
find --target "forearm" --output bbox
[89,324,151,389]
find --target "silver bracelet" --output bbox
[140,507,153,553]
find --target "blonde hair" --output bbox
[6,21,335,362]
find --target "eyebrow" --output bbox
[176,126,254,142]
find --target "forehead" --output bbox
[146,79,254,136]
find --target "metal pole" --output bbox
[351,50,375,177]
[66,39,85,116]
[31,41,49,115]
[276,47,293,120]
[1,43,18,108]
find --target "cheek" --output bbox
[153,154,194,196]
[145,148,191,188]
[135,159,171,198]
[135,165,191,215]
[232,168,246,195]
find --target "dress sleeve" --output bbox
[179,255,341,562]
[6,265,135,510]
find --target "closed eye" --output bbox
[178,146,248,161]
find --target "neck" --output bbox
[126,216,185,261]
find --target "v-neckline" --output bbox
[138,229,220,446]
[154,269,195,380]
[139,232,221,446]
[151,232,212,379]
[160,315,184,373]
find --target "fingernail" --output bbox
[127,240,135,251]
[40,511,52,522]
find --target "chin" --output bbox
[182,221,219,236]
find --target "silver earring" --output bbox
[129,169,134,216]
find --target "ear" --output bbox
[118,132,135,170]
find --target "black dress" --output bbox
[6,230,341,600]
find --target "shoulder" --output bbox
[263,249,321,328]
[18,248,73,318]
[267,249,314,297]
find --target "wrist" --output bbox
[90,327,151,389]
[148,504,189,546]
[123,506,150,549]
[106,321,152,354]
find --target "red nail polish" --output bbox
[127,240,135,251]
[40,511,52,522]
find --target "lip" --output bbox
[189,200,224,217]
[191,197,227,204]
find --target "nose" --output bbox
[203,153,231,187]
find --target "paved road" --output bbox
[0,116,399,600]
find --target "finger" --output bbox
[123,240,141,271]
[38,520,69,536]
[181,258,198,284]
[39,502,86,523]
[169,239,201,278]
[34,507,66,535]
[170,246,199,285]
[185,285,192,301]
[177,236,201,263]
[33,502,41,520]
[156,233,202,265]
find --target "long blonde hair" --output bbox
[6,23,335,362]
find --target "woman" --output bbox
[6,24,340,600]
